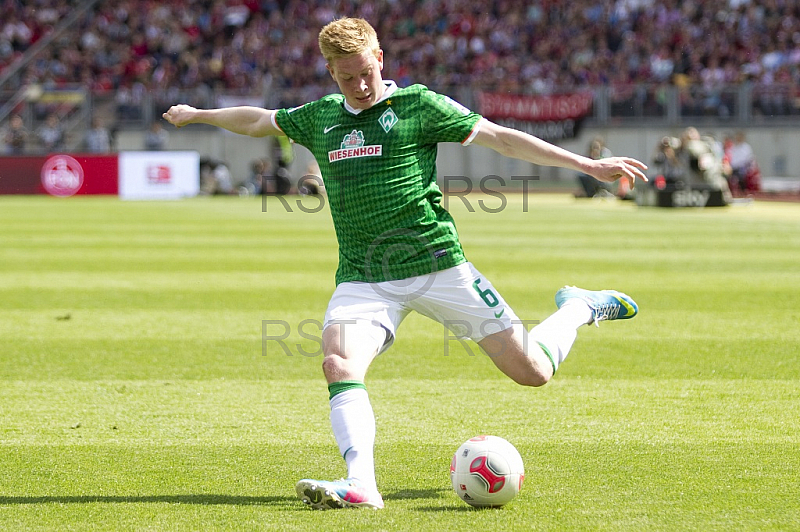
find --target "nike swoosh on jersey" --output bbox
[494,308,505,318]
[324,124,341,134]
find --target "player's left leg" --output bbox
[478,298,592,386]
[480,286,639,385]
[407,263,556,386]
[409,263,638,386]
[477,323,553,386]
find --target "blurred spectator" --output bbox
[259,135,293,195]
[263,164,291,195]
[144,121,168,150]
[2,0,800,111]
[36,113,65,153]
[576,136,613,198]
[678,127,732,200]
[200,158,234,195]
[2,114,28,154]
[84,116,112,153]
[298,161,323,196]
[270,135,294,170]
[213,159,234,194]
[725,131,760,195]
[653,136,686,184]
[115,82,145,121]
[241,157,267,196]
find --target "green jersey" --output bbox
[274,82,482,285]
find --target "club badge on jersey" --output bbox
[379,108,398,132]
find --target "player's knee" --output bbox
[321,353,346,379]
[509,348,553,387]
[506,351,552,387]
[485,342,553,387]
[511,368,551,388]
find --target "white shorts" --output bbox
[323,262,520,353]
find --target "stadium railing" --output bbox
[103,81,800,130]
[3,81,799,154]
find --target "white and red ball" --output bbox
[450,435,525,508]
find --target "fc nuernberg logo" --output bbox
[41,154,84,197]
[328,129,382,163]
[147,165,172,184]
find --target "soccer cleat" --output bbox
[295,478,384,510]
[555,286,638,326]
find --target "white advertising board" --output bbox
[119,151,200,200]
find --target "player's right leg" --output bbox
[296,321,387,510]
[296,282,407,510]
[295,477,384,510]
[319,321,386,383]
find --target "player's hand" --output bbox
[162,104,197,128]
[589,157,649,188]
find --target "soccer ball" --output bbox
[450,435,524,508]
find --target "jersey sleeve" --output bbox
[273,102,316,150]
[418,87,482,146]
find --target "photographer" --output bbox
[576,136,614,198]
[678,127,731,201]
[653,136,686,184]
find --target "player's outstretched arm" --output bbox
[473,119,648,188]
[162,105,281,137]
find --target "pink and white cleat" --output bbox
[295,478,384,510]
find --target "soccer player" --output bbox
[163,17,647,511]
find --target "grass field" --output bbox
[1,193,798,531]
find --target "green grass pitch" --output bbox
[1,193,798,531]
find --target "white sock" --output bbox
[329,388,378,492]
[528,300,592,371]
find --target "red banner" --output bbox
[476,92,594,140]
[477,92,594,121]
[0,154,118,196]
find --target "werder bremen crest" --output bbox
[379,108,398,132]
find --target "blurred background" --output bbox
[2,0,799,198]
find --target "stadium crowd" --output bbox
[2,0,800,110]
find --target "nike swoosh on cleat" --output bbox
[614,295,637,316]
[494,308,505,318]
[324,124,341,134]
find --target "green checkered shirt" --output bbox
[275,82,482,284]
